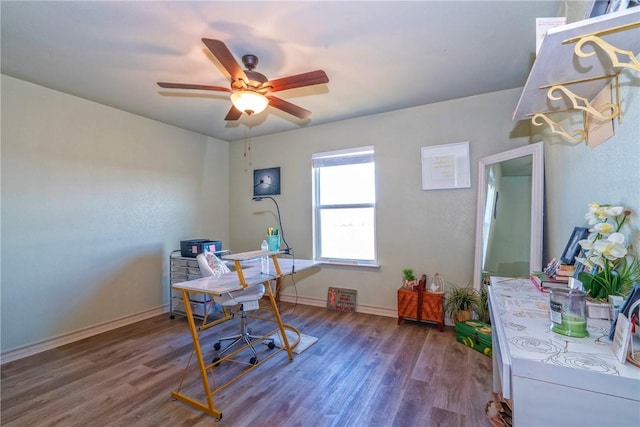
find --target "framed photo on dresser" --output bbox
[561,226,589,265]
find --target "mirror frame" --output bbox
[473,142,544,290]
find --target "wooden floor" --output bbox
[1,303,493,427]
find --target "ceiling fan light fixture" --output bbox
[230,90,268,115]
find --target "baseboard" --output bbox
[2,298,451,364]
[1,305,169,365]
[280,294,456,325]
[279,294,397,318]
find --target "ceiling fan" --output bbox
[158,38,329,121]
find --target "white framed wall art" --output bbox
[421,141,471,190]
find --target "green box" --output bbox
[455,320,492,357]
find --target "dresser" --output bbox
[169,250,213,319]
[489,277,640,427]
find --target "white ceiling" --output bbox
[1,1,569,142]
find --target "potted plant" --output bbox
[444,284,480,323]
[477,284,490,324]
[402,268,417,289]
[575,203,640,318]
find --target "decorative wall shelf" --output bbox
[513,8,639,143]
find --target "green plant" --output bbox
[576,203,639,300]
[477,284,490,324]
[444,285,480,323]
[403,268,416,281]
[579,257,640,300]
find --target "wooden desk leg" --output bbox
[274,277,281,307]
[261,277,281,309]
[234,260,246,287]
[263,278,294,360]
[171,289,222,420]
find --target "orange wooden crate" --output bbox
[397,287,419,320]
[422,292,444,327]
[397,287,444,331]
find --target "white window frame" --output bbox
[312,146,377,266]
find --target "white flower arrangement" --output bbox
[576,203,639,299]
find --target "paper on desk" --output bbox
[504,298,548,311]
[504,298,549,313]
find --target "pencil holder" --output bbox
[266,235,281,252]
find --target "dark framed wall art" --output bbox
[560,226,589,265]
[253,167,281,196]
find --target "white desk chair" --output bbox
[196,252,274,364]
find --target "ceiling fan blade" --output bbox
[202,38,248,83]
[224,106,243,121]
[267,96,311,119]
[266,70,329,92]
[157,82,230,92]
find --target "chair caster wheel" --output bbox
[250,357,258,365]
[213,342,221,350]
[212,356,220,364]
[267,341,276,350]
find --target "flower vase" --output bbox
[454,310,473,323]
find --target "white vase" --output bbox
[586,301,613,320]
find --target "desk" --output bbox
[489,277,640,427]
[171,252,319,420]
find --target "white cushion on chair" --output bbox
[196,252,264,309]
[217,284,265,307]
[196,252,230,278]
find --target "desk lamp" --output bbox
[252,196,292,254]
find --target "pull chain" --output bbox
[243,115,253,171]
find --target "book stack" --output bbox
[530,259,578,292]
[530,272,569,292]
[556,264,576,279]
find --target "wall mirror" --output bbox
[473,142,544,290]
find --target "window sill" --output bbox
[317,260,380,269]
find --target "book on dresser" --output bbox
[530,271,569,292]
[555,264,576,277]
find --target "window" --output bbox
[312,146,377,265]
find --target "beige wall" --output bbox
[2,66,637,356]
[1,75,229,353]
[228,88,532,313]
[540,69,640,261]
[228,76,638,313]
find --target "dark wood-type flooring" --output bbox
[1,303,493,427]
